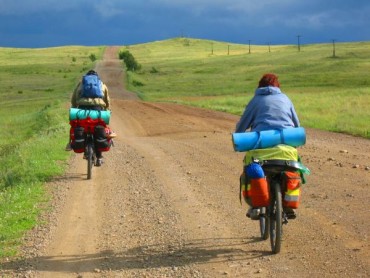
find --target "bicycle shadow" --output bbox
[0,237,272,275]
[49,173,87,183]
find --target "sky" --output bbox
[0,0,369,48]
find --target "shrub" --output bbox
[150,67,159,73]
[89,54,96,62]
[118,50,141,71]
[132,80,144,86]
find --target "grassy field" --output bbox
[0,46,104,257]
[0,38,369,260]
[124,38,370,138]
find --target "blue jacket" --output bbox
[235,86,300,132]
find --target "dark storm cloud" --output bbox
[0,0,369,47]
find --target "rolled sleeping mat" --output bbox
[232,127,306,152]
[69,108,111,124]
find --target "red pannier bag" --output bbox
[94,125,112,152]
[245,162,270,207]
[69,117,112,153]
[70,126,85,153]
[250,177,270,207]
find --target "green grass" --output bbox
[124,38,370,138]
[0,46,104,258]
[1,38,370,260]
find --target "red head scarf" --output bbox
[258,73,280,88]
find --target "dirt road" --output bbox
[1,47,369,277]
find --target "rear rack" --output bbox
[260,159,303,174]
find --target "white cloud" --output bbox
[153,0,298,13]
[0,0,132,18]
[0,0,369,34]
[0,0,82,15]
[282,6,370,29]
[93,0,126,18]
[1,0,368,26]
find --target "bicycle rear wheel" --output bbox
[87,143,94,180]
[259,207,269,240]
[269,180,283,254]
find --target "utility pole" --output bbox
[332,39,336,58]
[248,40,251,54]
[297,35,301,52]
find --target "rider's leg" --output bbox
[283,207,296,219]
[65,142,72,151]
[246,207,261,220]
[95,150,103,166]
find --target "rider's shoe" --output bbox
[65,143,72,151]
[107,131,117,139]
[284,208,296,219]
[96,158,103,167]
[246,207,260,220]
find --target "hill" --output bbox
[123,38,370,138]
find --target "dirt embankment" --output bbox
[1,46,369,278]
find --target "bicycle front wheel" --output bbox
[269,180,283,254]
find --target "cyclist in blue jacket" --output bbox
[236,73,300,219]
[236,73,300,133]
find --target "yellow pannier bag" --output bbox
[243,144,298,165]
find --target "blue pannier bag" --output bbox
[81,74,104,98]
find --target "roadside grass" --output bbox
[124,38,370,138]
[0,46,104,258]
[1,38,369,260]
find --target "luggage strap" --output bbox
[260,159,310,183]
[261,159,302,169]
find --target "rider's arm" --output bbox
[102,83,110,111]
[290,103,300,127]
[235,101,254,133]
[71,82,81,108]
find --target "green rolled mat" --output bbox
[69,108,111,124]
